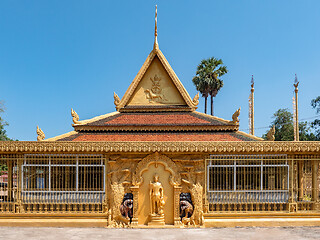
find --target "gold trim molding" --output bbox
[1,141,320,154]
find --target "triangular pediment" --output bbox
[115,48,198,112]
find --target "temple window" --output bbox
[21,154,105,203]
[207,154,289,203]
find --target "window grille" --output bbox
[207,155,289,203]
[21,154,105,204]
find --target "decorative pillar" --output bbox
[312,160,319,202]
[7,160,13,202]
[103,156,108,213]
[293,74,299,141]
[130,186,139,226]
[298,160,304,201]
[289,159,297,212]
[16,158,23,213]
[173,186,182,226]
[249,75,255,135]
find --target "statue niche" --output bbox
[134,153,180,226]
[150,175,165,215]
[148,174,165,225]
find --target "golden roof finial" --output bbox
[71,108,80,124]
[154,5,159,50]
[36,126,45,141]
[232,107,241,124]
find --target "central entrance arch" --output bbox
[132,153,181,226]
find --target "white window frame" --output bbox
[21,154,105,193]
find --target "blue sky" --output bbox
[1,0,320,140]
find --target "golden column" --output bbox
[293,74,299,141]
[7,159,13,202]
[249,75,255,135]
[312,160,319,206]
[293,75,304,201]
[298,159,304,201]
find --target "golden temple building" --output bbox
[0,7,319,227]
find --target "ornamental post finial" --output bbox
[294,73,299,92]
[251,75,254,89]
[154,5,159,50]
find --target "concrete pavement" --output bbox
[0,227,319,240]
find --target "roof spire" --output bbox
[154,5,159,50]
[251,75,254,88]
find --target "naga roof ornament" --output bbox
[231,107,241,124]
[114,92,121,106]
[71,108,79,124]
[36,126,45,141]
[192,93,200,106]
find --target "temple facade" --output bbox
[0,8,319,227]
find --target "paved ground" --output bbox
[0,227,319,240]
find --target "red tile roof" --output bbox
[104,113,211,125]
[81,112,230,127]
[53,111,261,142]
[66,133,247,142]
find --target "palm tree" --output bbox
[192,75,210,114]
[192,58,227,115]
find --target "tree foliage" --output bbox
[0,102,13,141]
[192,57,228,115]
[311,96,320,139]
[263,108,317,141]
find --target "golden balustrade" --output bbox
[0,154,106,214]
[206,154,320,213]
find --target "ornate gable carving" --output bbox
[127,57,185,106]
[114,49,198,112]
